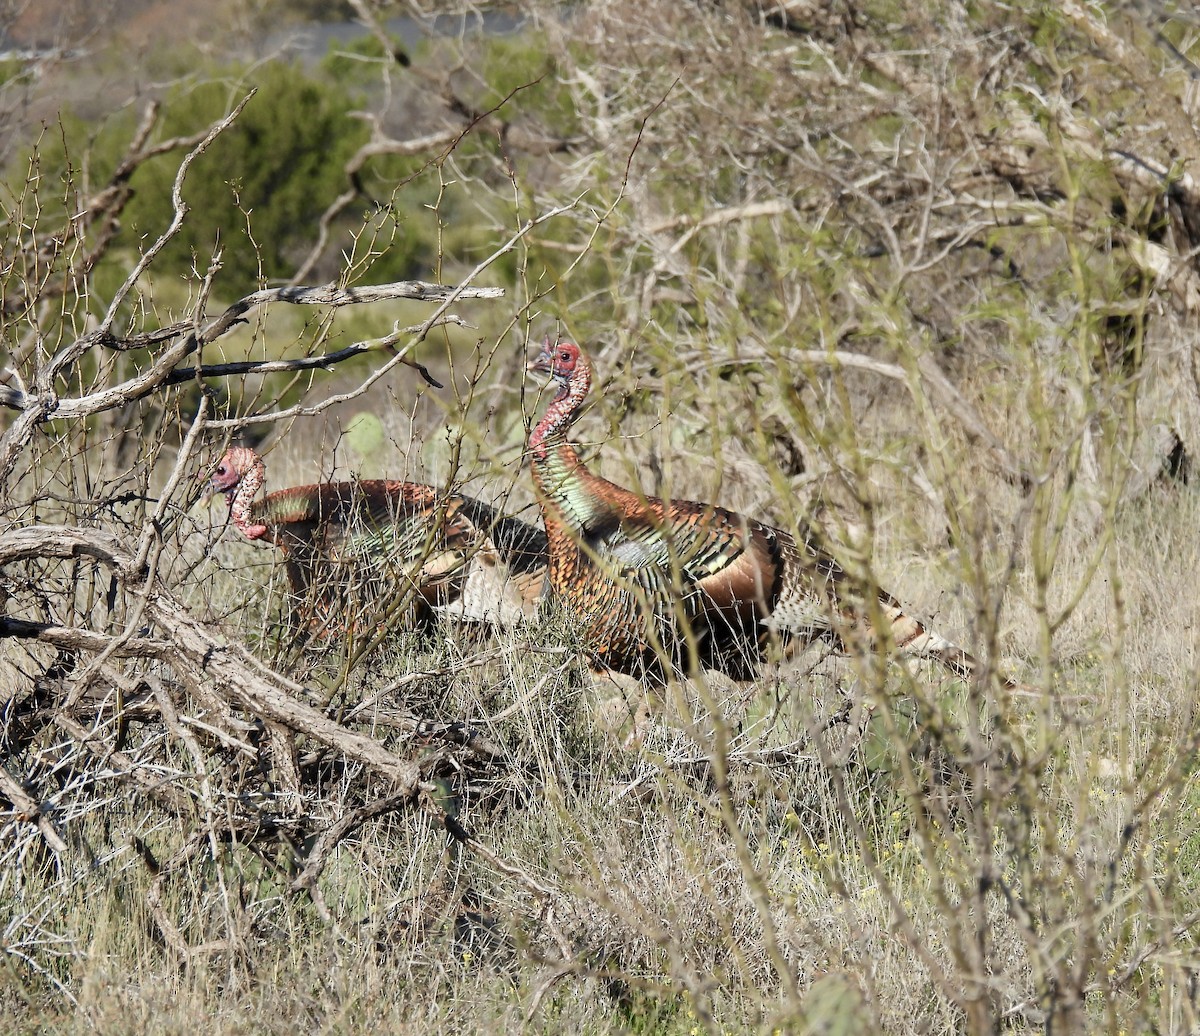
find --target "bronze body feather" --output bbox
[528,340,992,682]
[208,447,547,635]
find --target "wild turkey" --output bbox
[207,446,547,634]
[527,339,1003,683]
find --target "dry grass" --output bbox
[5,469,1200,1033]
[4,0,1200,1032]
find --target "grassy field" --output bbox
[3,1,1200,1032]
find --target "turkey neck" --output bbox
[530,377,610,534]
[229,455,266,534]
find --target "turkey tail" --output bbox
[769,526,1004,684]
[432,498,549,627]
[873,595,981,681]
[442,542,546,627]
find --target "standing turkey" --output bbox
[527,339,1002,683]
[208,446,547,635]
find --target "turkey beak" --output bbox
[199,464,230,506]
[199,469,216,505]
[527,351,553,376]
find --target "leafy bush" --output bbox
[20,59,373,297]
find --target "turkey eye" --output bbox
[217,465,227,475]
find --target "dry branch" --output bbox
[0,277,505,495]
[206,200,579,431]
[51,713,195,816]
[160,317,473,391]
[789,347,1030,486]
[0,524,420,784]
[0,760,69,856]
[0,521,545,917]
[0,281,503,418]
[100,95,257,338]
[290,791,415,893]
[0,616,172,659]
[1,100,239,321]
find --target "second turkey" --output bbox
[208,446,547,638]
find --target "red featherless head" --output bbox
[210,447,269,539]
[528,338,587,401]
[528,338,594,460]
[210,447,264,498]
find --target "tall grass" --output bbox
[4,0,1200,1032]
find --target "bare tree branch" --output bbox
[207,200,578,431]
[0,278,505,495]
[98,93,257,338]
[0,523,421,782]
[0,616,172,659]
[0,760,70,857]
